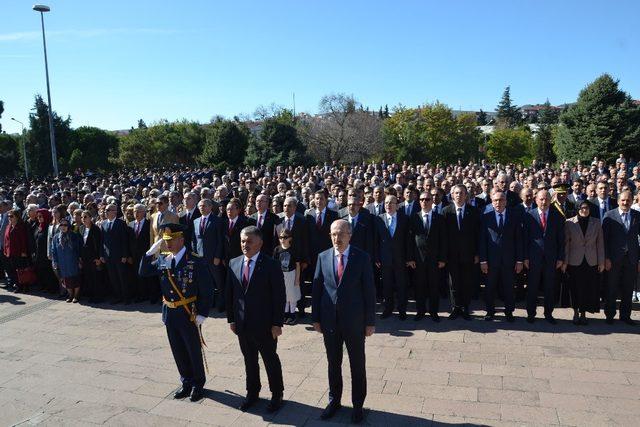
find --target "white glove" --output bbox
[146,239,164,257]
[196,315,206,326]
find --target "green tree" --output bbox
[382,102,482,164]
[119,120,206,168]
[533,125,556,164]
[67,126,119,171]
[496,86,521,128]
[477,109,488,125]
[25,95,72,177]
[554,74,640,163]
[486,128,533,164]
[200,118,249,171]
[538,99,560,125]
[0,133,21,176]
[250,109,308,167]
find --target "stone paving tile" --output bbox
[2,287,640,426]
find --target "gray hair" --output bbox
[240,225,263,240]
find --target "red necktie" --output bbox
[200,216,206,235]
[316,213,322,229]
[228,220,234,236]
[135,221,141,237]
[257,214,263,229]
[540,211,547,231]
[242,259,251,292]
[336,254,344,284]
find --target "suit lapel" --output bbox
[247,254,262,292]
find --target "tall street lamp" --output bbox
[33,4,59,176]
[10,118,29,179]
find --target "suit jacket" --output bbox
[100,218,129,261]
[564,216,604,267]
[366,202,386,216]
[276,212,309,264]
[399,201,420,218]
[128,219,151,261]
[478,208,524,267]
[506,190,520,208]
[150,210,180,242]
[373,212,411,266]
[407,211,447,264]
[305,208,340,261]
[567,193,586,206]
[312,246,376,336]
[222,215,253,261]
[225,253,285,334]
[589,197,618,221]
[340,210,374,259]
[191,214,223,262]
[79,224,102,261]
[442,204,480,262]
[523,208,565,265]
[179,207,201,249]
[250,210,280,255]
[602,209,640,264]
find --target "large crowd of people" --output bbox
[2,155,640,326]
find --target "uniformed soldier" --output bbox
[139,223,212,402]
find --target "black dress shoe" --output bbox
[414,313,425,321]
[398,312,407,321]
[505,312,515,323]
[526,315,535,324]
[448,309,460,320]
[484,313,494,321]
[173,386,192,399]
[320,401,341,420]
[266,395,283,413]
[622,318,637,326]
[430,313,441,323]
[545,316,557,325]
[462,311,472,321]
[351,407,365,424]
[239,394,259,412]
[190,387,204,402]
[380,310,392,319]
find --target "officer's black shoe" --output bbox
[462,308,472,321]
[430,313,441,323]
[448,308,461,320]
[380,310,392,319]
[190,387,204,402]
[351,407,365,424]
[414,312,425,321]
[398,312,407,321]
[266,394,283,413]
[484,313,494,321]
[320,401,341,420]
[173,386,192,399]
[605,317,614,325]
[239,394,259,412]
[526,315,535,324]
[505,312,515,323]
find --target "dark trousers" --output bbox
[322,328,366,409]
[35,259,58,292]
[606,255,636,320]
[238,331,283,396]
[105,260,129,302]
[81,259,103,300]
[448,258,474,309]
[414,260,440,315]
[527,260,556,317]
[212,264,225,310]
[166,322,205,389]
[382,263,407,313]
[485,263,515,314]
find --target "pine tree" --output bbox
[496,86,521,128]
[477,109,488,125]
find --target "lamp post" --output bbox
[10,118,28,179]
[33,4,58,176]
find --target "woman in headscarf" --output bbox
[51,217,82,303]
[562,200,605,325]
[33,208,58,293]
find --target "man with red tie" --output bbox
[312,219,376,424]
[226,226,286,413]
[249,194,279,255]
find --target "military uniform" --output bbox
[139,224,212,401]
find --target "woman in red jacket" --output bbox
[4,209,31,293]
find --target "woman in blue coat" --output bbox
[51,218,82,303]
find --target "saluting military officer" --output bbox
[139,223,212,402]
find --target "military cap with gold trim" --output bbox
[160,223,187,240]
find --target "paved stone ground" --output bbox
[1,286,640,426]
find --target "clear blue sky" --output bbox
[1,0,638,134]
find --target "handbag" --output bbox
[16,266,37,286]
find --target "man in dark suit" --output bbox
[305,189,339,280]
[478,191,524,322]
[192,199,224,309]
[603,190,639,325]
[589,181,618,222]
[523,189,565,324]
[226,226,286,412]
[366,185,386,216]
[100,203,131,304]
[222,198,253,263]
[129,203,156,303]
[139,223,211,402]
[399,186,420,218]
[494,174,520,207]
[407,191,447,322]
[374,195,411,319]
[249,194,279,254]
[442,185,480,320]
[567,179,586,206]
[340,195,374,259]
[312,219,376,424]
[179,191,201,249]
